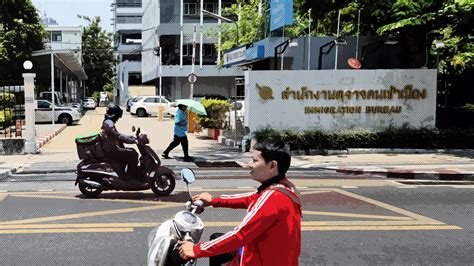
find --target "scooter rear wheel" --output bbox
[151,174,175,196]
[78,179,103,198]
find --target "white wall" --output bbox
[244,69,437,132]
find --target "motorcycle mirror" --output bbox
[132,126,136,132]
[181,168,195,184]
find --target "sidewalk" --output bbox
[1,113,473,181]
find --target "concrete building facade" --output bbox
[141,0,243,101]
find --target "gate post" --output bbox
[22,72,38,153]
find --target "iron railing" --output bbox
[0,81,25,138]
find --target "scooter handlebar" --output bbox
[185,200,205,214]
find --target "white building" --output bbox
[32,25,87,103]
[111,0,145,104]
[141,0,243,101]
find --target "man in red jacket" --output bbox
[179,139,302,265]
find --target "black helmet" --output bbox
[106,104,123,121]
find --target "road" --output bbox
[0,173,473,265]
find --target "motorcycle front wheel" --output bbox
[151,174,175,196]
[78,178,103,198]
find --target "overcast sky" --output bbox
[32,0,114,32]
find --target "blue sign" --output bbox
[246,45,265,61]
[270,0,294,31]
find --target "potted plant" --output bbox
[196,99,233,140]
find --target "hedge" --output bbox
[253,127,474,150]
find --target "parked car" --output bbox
[126,96,143,112]
[35,99,82,125]
[82,97,97,110]
[130,96,174,117]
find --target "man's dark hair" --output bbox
[253,138,291,192]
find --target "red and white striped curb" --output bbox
[35,125,67,149]
[323,166,474,180]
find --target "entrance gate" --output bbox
[0,81,25,138]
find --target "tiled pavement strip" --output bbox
[0,107,473,181]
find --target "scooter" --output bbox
[147,168,240,266]
[75,126,177,198]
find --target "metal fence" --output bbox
[0,81,25,138]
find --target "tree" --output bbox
[212,0,307,59]
[302,0,473,71]
[0,0,46,80]
[79,16,116,96]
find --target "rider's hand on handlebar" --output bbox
[178,241,195,260]
[192,192,213,207]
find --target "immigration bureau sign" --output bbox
[244,69,437,132]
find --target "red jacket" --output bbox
[193,180,302,266]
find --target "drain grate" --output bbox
[195,161,242,168]
[396,181,474,186]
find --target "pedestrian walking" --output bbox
[178,139,301,265]
[162,104,193,162]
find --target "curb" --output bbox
[323,166,474,181]
[36,124,67,149]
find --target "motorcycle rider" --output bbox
[101,104,138,180]
[178,139,302,265]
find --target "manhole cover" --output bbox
[195,161,242,168]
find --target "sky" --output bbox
[32,0,114,32]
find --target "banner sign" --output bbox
[244,69,437,132]
[246,45,265,61]
[270,0,294,31]
[223,45,247,67]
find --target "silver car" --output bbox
[82,97,97,110]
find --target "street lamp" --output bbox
[23,60,33,70]
[201,9,239,45]
[273,38,298,70]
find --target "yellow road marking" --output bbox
[303,210,414,221]
[0,189,461,233]
[301,225,462,231]
[0,203,181,225]
[0,228,134,234]
[329,188,443,224]
[0,193,7,202]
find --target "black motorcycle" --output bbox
[75,126,176,198]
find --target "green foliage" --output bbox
[0,108,15,124]
[0,92,15,108]
[102,83,113,92]
[0,0,46,79]
[302,0,473,71]
[79,16,116,97]
[212,0,307,53]
[461,103,474,112]
[196,99,233,129]
[254,127,474,151]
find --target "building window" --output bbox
[184,3,197,15]
[204,43,214,57]
[116,16,142,24]
[116,0,142,8]
[204,3,215,13]
[50,31,62,42]
[183,44,188,56]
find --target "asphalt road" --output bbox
[0,174,472,265]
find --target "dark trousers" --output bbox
[163,134,189,157]
[105,147,138,177]
[209,233,237,266]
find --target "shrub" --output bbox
[253,127,474,150]
[196,99,233,129]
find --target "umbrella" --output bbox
[175,99,207,116]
